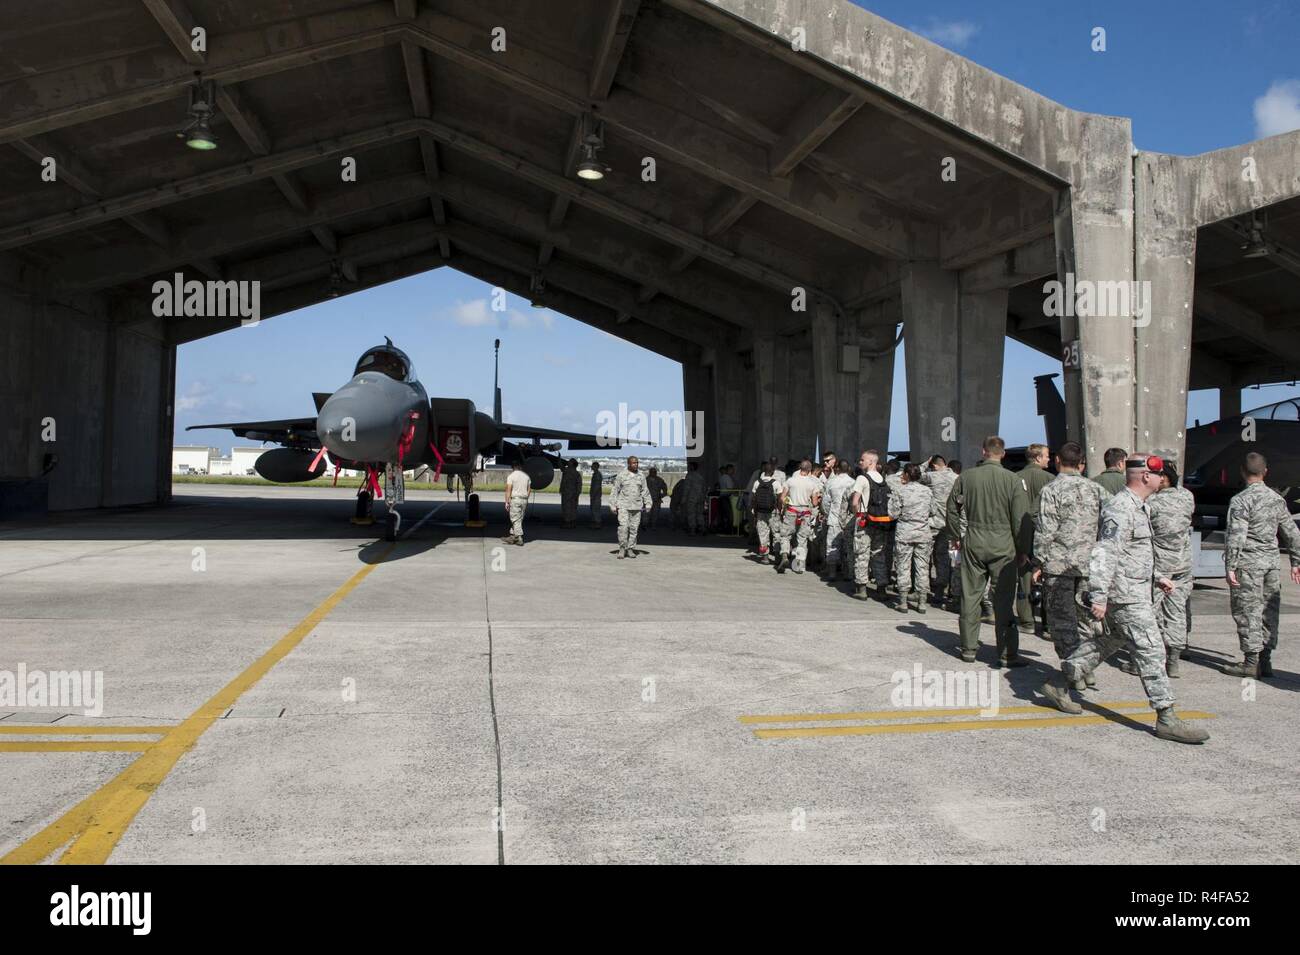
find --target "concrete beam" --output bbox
[140,0,205,66]
[402,7,925,258]
[1211,219,1300,282]
[51,172,432,291]
[940,176,1056,270]
[0,3,406,144]
[0,119,428,252]
[670,0,1068,191]
[1194,286,1300,365]
[439,219,728,348]
[589,0,642,101]
[1184,129,1300,225]
[769,89,864,177]
[959,234,1057,294]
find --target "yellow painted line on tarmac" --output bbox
[1,545,393,866]
[740,701,1152,725]
[0,742,155,753]
[752,710,1216,740]
[0,726,171,735]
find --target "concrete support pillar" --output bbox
[810,302,857,460]
[855,311,896,455]
[902,262,1007,464]
[1219,387,1241,422]
[1052,119,1137,474]
[708,346,746,473]
[1134,152,1197,468]
[752,335,791,463]
[787,342,816,459]
[682,360,714,476]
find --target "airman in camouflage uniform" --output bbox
[778,461,822,574]
[559,458,581,528]
[922,457,958,605]
[610,457,653,559]
[1032,442,1109,685]
[750,465,784,563]
[1147,465,1196,676]
[1015,445,1055,634]
[1223,452,1300,677]
[820,462,855,580]
[887,464,935,613]
[850,450,891,600]
[1039,456,1209,744]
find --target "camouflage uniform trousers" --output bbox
[894,535,934,600]
[1040,574,1094,661]
[1154,569,1192,651]
[616,507,644,550]
[780,508,817,562]
[754,510,782,555]
[821,516,847,574]
[508,499,527,540]
[852,521,889,586]
[1230,566,1282,654]
[932,530,953,598]
[1063,602,1175,711]
[684,495,705,533]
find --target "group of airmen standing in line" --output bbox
[738,438,1300,746]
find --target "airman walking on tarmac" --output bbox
[1223,451,1300,678]
[1032,441,1109,682]
[610,456,652,559]
[1144,460,1195,677]
[1039,455,1210,744]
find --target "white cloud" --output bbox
[1254,79,1300,137]
[911,18,979,49]
[446,298,554,331]
[176,380,212,413]
[450,298,498,327]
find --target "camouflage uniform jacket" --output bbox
[888,481,935,543]
[1225,481,1300,573]
[1088,487,1159,606]
[610,469,652,510]
[823,473,855,523]
[922,467,957,532]
[1034,473,1109,577]
[1148,486,1195,576]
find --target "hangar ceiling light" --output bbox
[575,114,609,181]
[178,79,219,151]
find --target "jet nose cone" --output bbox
[317,376,409,462]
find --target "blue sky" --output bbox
[178,0,1300,455]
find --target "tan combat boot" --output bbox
[1154,708,1210,744]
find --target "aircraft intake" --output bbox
[255,448,328,483]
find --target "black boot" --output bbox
[1260,649,1274,678]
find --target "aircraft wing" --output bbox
[186,416,319,445]
[497,421,644,451]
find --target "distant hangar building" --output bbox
[2,0,1298,514]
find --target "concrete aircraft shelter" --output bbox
[2,0,1300,514]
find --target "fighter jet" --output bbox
[1035,374,1300,514]
[188,338,616,540]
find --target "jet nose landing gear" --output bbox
[383,463,405,542]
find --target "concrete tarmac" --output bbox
[1,485,1297,864]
